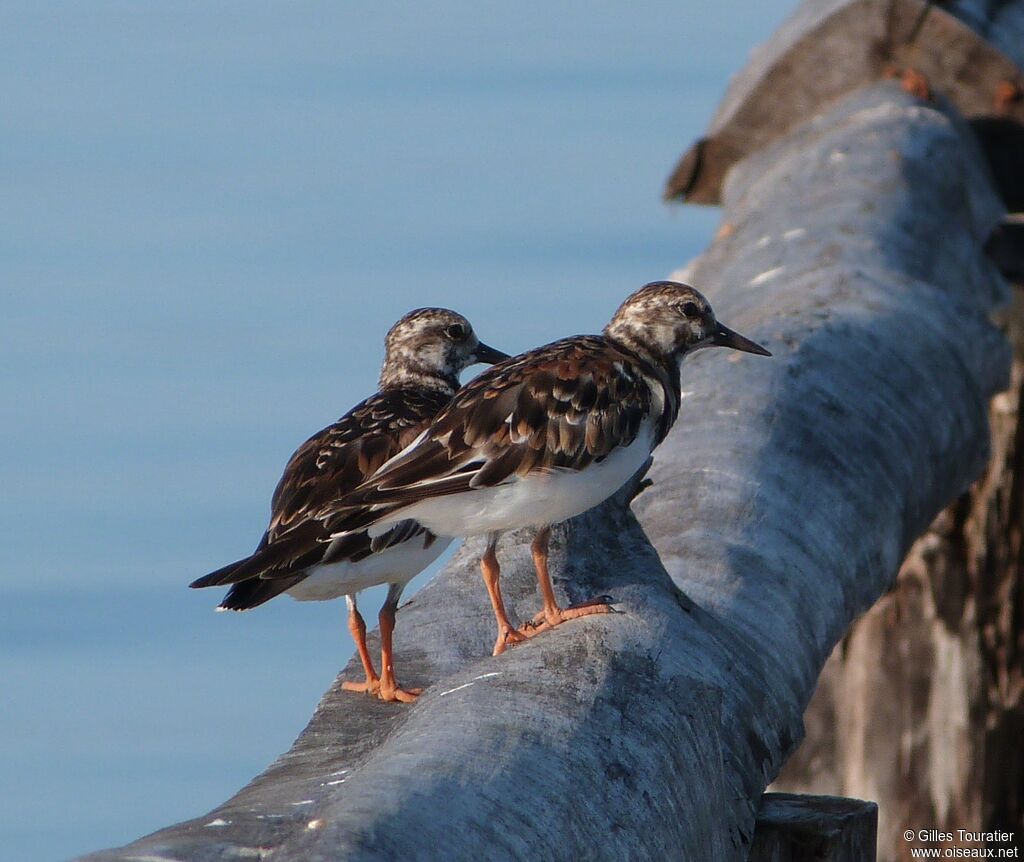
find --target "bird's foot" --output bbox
[378,681,422,704]
[522,596,615,636]
[341,675,381,696]
[343,674,421,704]
[492,624,529,656]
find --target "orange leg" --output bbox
[341,596,380,696]
[377,583,422,704]
[521,526,612,636]
[481,538,527,656]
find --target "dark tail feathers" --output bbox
[217,575,306,611]
[190,523,323,589]
[189,555,255,589]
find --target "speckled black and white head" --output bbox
[379,307,509,393]
[604,281,770,364]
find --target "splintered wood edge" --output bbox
[665,0,1024,204]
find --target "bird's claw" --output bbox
[378,684,422,704]
[492,625,529,656]
[520,595,616,635]
[343,675,421,704]
[342,676,381,696]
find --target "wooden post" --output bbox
[750,794,878,862]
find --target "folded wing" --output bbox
[322,336,665,533]
[189,388,449,599]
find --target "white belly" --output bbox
[286,533,451,602]
[381,425,655,538]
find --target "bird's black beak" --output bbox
[473,342,511,365]
[712,322,772,356]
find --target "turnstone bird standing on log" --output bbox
[190,309,508,702]
[323,282,770,656]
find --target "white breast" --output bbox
[379,423,656,538]
[286,533,451,602]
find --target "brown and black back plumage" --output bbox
[191,386,450,608]
[189,306,510,610]
[321,335,679,530]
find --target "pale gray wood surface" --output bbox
[75,79,1009,862]
[770,221,1024,859]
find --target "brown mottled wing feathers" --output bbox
[325,336,668,525]
[267,388,447,538]
[189,387,447,591]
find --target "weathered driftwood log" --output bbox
[721,5,1024,861]
[76,78,1008,862]
[772,250,1024,861]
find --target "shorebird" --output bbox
[322,281,771,656]
[189,308,508,702]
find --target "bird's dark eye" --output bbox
[680,301,700,319]
[444,323,466,340]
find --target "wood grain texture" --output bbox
[772,293,1024,862]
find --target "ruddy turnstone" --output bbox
[322,281,771,656]
[189,308,508,702]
